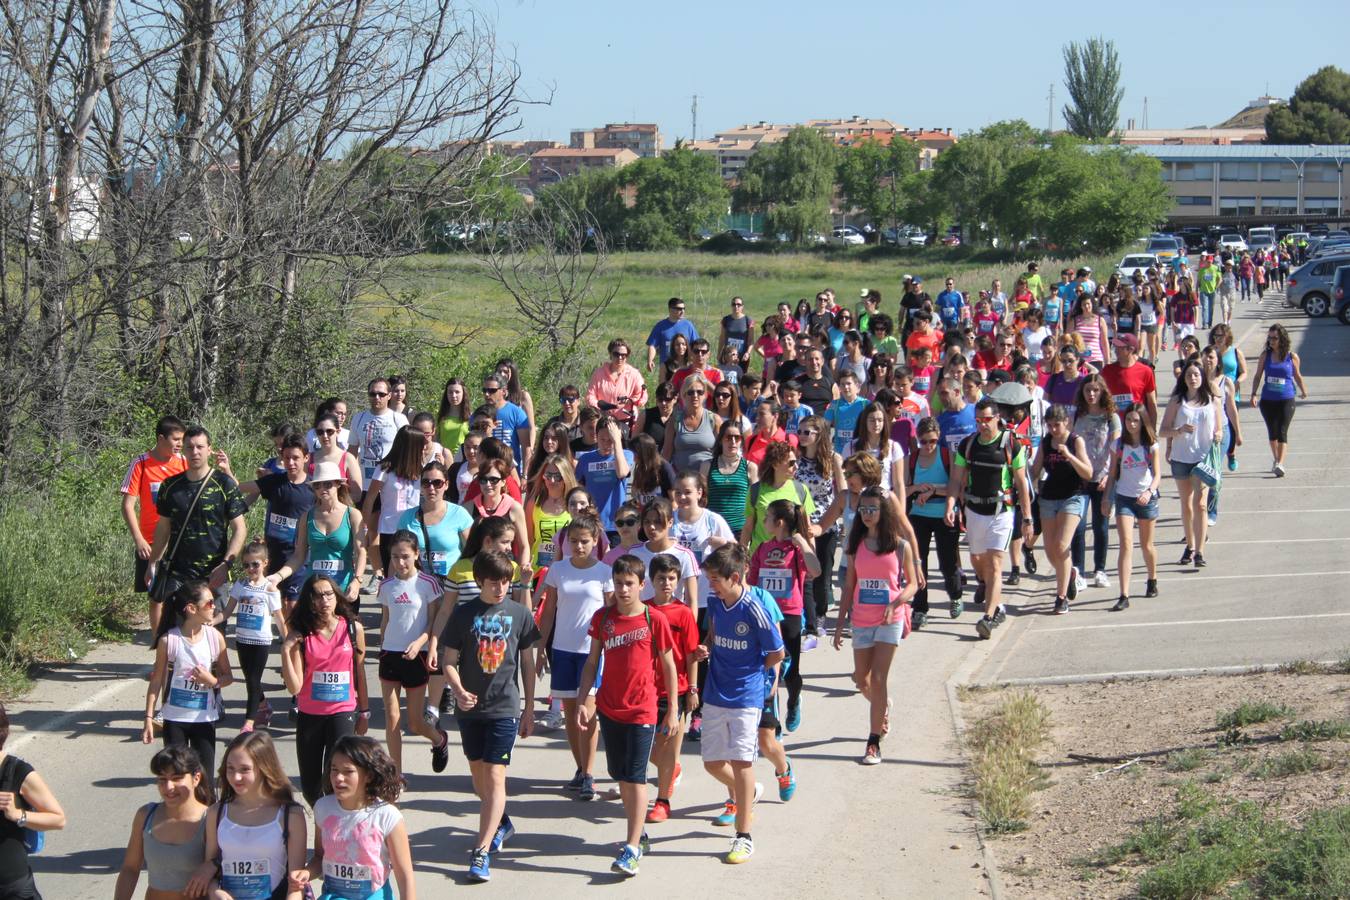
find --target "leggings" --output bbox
[807,529,839,630]
[296,710,357,806]
[1071,483,1110,575]
[911,515,962,614]
[780,614,803,712]
[236,642,271,721]
[1259,398,1296,443]
[164,720,217,780]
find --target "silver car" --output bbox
[1285,253,1350,318]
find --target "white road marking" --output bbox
[1203,537,1350,544]
[6,669,149,754]
[1031,611,1350,635]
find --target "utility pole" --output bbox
[691,94,698,142]
[1046,83,1055,134]
[1143,96,1149,130]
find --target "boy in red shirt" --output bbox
[644,553,701,824]
[576,554,680,877]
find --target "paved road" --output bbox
[973,288,1350,684]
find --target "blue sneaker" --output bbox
[489,816,514,853]
[564,769,585,792]
[1227,457,1238,472]
[784,703,801,733]
[776,760,797,802]
[578,775,597,802]
[712,799,737,826]
[468,848,491,882]
[611,844,641,877]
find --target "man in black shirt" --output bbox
[900,276,931,337]
[796,348,838,413]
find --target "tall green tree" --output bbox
[1062,37,1124,140]
[622,145,729,243]
[931,120,1040,245]
[734,126,839,243]
[837,137,922,232]
[1265,65,1350,144]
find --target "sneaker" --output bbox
[724,835,754,865]
[672,762,682,792]
[578,775,597,802]
[862,741,882,765]
[1227,457,1238,472]
[1274,462,1286,477]
[564,770,585,792]
[712,800,737,827]
[439,686,454,718]
[950,598,965,618]
[542,709,565,730]
[1073,570,1086,595]
[801,634,818,652]
[785,703,801,733]
[467,848,491,883]
[423,705,439,730]
[752,782,764,806]
[1110,595,1130,612]
[1053,597,1068,615]
[776,761,796,801]
[1145,579,1159,598]
[1023,547,1038,575]
[431,730,449,774]
[815,622,827,638]
[991,606,1007,627]
[1091,570,1109,588]
[1194,552,1206,568]
[1179,548,1194,565]
[645,799,670,824]
[489,816,515,853]
[912,611,928,631]
[687,715,702,742]
[1004,569,1021,587]
[640,831,650,855]
[611,844,641,877]
[975,616,993,640]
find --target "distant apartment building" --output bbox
[690,117,956,181]
[527,147,639,190]
[570,123,662,159]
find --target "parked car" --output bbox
[1145,236,1182,260]
[1218,233,1248,253]
[1333,265,1350,325]
[830,226,865,246]
[1116,253,1159,280]
[779,231,826,245]
[1284,252,1350,317]
[724,228,762,243]
[1178,227,1206,251]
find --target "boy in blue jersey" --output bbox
[698,543,786,865]
[824,371,868,454]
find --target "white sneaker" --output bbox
[1274,462,1286,478]
[1074,572,1087,594]
[1091,570,1109,589]
[542,710,565,730]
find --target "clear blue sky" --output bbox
[486,0,1348,142]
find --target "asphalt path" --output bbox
[973,286,1350,684]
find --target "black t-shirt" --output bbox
[798,373,835,413]
[721,314,754,359]
[156,471,248,578]
[809,310,835,334]
[570,435,597,456]
[545,415,583,447]
[0,755,34,882]
[640,407,671,449]
[901,292,929,333]
[443,598,540,720]
[775,359,804,385]
[256,474,314,567]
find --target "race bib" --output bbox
[266,511,298,543]
[323,860,374,899]
[727,337,745,352]
[1112,393,1134,411]
[913,377,930,394]
[361,463,378,483]
[427,550,450,576]
[1117,316,1134,330]
[757,567,792,600]
[858,578,890,605]
[168,676,209,710]
[236,603,265,635]
[221,859,271,899]
[536,541,554,568]
[1267,377,1287,388]
[311,669,350,703]
[589,459,616,481]
[312,559,345,574]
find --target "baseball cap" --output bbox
[1112,333,1140,351]
[912,276,923,285]
[902,274,913,283]
[860,288,870,298]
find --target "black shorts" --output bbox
[135,553,150,594]
[656,692,691,720]
[759,694,780,734]
[378,650,430,689]
[598,712,656,784]
[459,716,518,765]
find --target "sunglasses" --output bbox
[684,389,706,397]
[316,428,337,436]
[672,306,686,312]
[615,517,639,527]
[423,479,447,489]
[975,415,999,423]
[610,352,628,360]
[477,475,504,485]
[715,392,733,399]
[368,391,388,398]
[543,472,563,483]
[723,433,743,441]
[858,505,881,515]
[798,428,819,437]
[919,438,939,447]
[243,560,265,568]
[692,347,709,354]
[482,387,500,395]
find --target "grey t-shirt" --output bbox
[442,598,539,720]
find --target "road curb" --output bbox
[971,658,1343,689]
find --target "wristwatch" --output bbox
[17,811,27,828]
[358,709,371,719]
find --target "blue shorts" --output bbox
[1170,459,1199,480]
[1115,494,1160,520]
[550,648,602,699]
[1039,494,1087,519]
[458,717,518,765]
[597,713,656,784]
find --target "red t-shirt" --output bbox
[906,329,944,358]
[121,452,188,540]
[671,366,723,393]
[587,607,673,725]
[1102,361,1156,414]
[747,538,809,616]
[973,350,1015,374]
[647,601,699,697]
[745,428,797,467]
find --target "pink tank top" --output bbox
[851,541,905,629]
[298,622,357,715]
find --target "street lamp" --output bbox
[1312,148,1346,223]
[1278,152,1310,218]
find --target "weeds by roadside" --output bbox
[1215,701,1295,730]
[967,691,1051,834]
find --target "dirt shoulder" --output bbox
[962,670,1350,899]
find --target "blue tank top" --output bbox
[911,453,949,519]
[1261,353,1295,401]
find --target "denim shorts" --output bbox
[1039,494,1087,519]
[598,712,656,783]
[853,621,903,648]
[1170,459,1199,480]
[459,716,518,765]
[1115,493,1160,520]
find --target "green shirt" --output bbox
[1025,272,1045,301]
[744,479,816,551]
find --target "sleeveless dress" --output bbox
[307,507,356,589]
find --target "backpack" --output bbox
[749,479,808,509]
[957,430,1018,510]
[162,625,226,716]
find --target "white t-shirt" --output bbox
[865,440,906,492]
[543,558,613,654]
[313,797,402,896]
[669,509,734,610]
[376,472,421,534]
[378,572,442,653]
[1116,441,1157,498]
[229,580,282,645]
[627,543,700,604]
[349,409,408,482]
[1021,326,1051,361]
